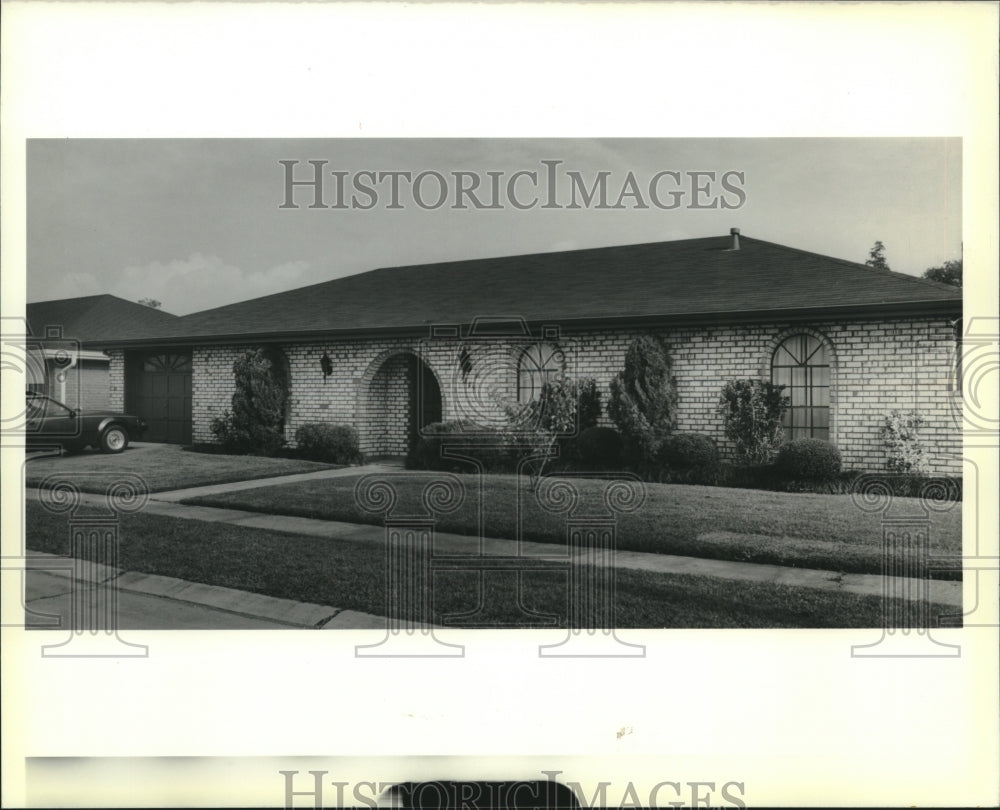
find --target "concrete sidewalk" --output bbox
[23,551,389,630]
[25,487,964,609]
[149,461,397,502]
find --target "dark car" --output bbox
[25,391,147,454]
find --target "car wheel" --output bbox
[99,425,129,454]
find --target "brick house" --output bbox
[83,231,963,474]
[25,294,179,417]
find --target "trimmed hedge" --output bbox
[406,420,514,473]
[294,423,363,464]
[572,426,623,467]
[660,432,719,470]
[717,464,962,499]
[775,438,842,481]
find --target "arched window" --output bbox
[517,343,565,403]
[141,353,192,373]
[771,334,830,442]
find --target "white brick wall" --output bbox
[184,315,962,475]
[107,349,125,412]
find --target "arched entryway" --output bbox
[361,352,442,457]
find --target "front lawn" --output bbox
[23,443,339,493]
[182,472,962,579]
[23,501,941,628]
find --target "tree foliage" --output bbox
[138,298,162,309]
[211,347,289,454]
[922,259,962,287]
[607,335,678,463]
[504,375,602,487]
[716,379,789,465]
[865,241,891,272]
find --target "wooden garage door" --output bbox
[127,352,193,444]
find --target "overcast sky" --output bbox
[27,138,961,316]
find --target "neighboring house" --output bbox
[81,231,962,474]
[25,294,180,425]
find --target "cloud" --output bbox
[112,254,311,315]
[29,271,102,302]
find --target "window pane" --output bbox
[789,386,808,407]
[791,408,807,428]
[811,365,830,387]
[791,367,806,387]
[772,367,791,387]
[774,345,797,365]
[812,408,830,429]
[812,386,829,406]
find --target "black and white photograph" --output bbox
[2,2,997,809]
[20,137,965,634]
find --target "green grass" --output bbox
[181,471,962,579]
[23,501,939,628]
[23,443,339,493]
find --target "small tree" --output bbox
[607,335,678,464]
[211,348,288,455]
[865,241,891,272]
[138,297,162,309]
[922,259,962,287]
[576,377,602,431]
[506,375,588,489]
[716,379,788,465]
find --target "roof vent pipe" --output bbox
[730,228,740,250]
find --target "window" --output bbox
[517,343,565,403]
[771,334,831,442]
[142,353,192,372]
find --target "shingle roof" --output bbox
[90,234,963,345]
[26,294,180,342]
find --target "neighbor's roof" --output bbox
[26,294,180,342]
[89,234,962,346]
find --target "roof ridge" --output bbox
[26,293,110,307]
[368,234,724,274]
[91,294,180,318]
[176,235,729,320]
[739,236,962,296]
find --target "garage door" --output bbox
[126,352,193,444]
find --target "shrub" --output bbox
[406,420,512,473]
[573,426,623,467]
[716,379,788,464]
[775,438,842,481]
[505,375,591,484]
[607,335,678,463]
[660,432,719,470]
[210,347,289,455]
[576,378,603,432]
[880,410,930,474]
[294,423,363,464]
